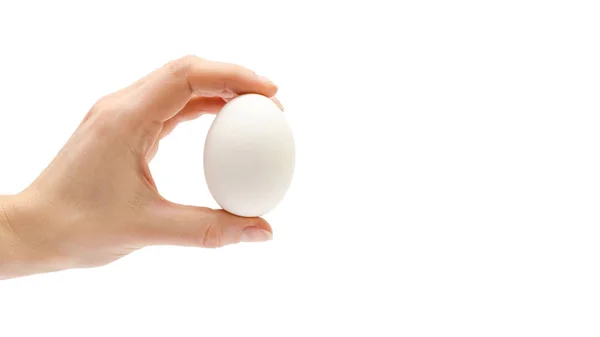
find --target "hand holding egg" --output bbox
[0,55,288,279]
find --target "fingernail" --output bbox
[271,97,285,111]
[240,227,273,243]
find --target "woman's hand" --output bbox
[0,55,280,279]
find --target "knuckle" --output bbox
[219,65,247,92]
[83,96,133,137]
[90,96,113,115]
[168,55,201,77]
[201,220,223,249]
[81,98,113,131]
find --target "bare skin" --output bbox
[0,55,281,280]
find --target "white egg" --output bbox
[203,93,295,217]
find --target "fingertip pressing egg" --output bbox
[203,93,295,217]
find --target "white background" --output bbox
[1,1,599,336]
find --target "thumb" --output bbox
[142,203,273,248]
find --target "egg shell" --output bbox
[203,93,295,217]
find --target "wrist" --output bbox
[0,193,66,279]
[0,194,24,279]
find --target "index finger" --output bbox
[132,55,279,122]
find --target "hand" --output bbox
[0,55,280,280]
